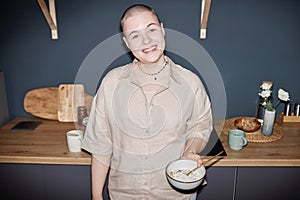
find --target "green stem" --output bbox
[266,101,274,111]
[274,100,281,109]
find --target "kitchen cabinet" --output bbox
[0,164,91,200]
[197,166,236,200]
[43,165,91,200]
[0,164,235,200]
[235,167,300,200]
[1,164,299,200]
[0,164,44,200]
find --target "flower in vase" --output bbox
[258,81,273,106]
[278,89,290,102]
[258,81,290,112]
[264,89,290,111]
[259,90,272,99]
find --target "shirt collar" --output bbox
[119,56,182,85]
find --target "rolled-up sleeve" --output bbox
[81,83,112,163]
[185,81,213,144]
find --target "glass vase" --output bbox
[262,109,276,136]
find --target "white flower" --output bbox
[258,82,291,111]
[278,89,290,102]
[260,82,272,90]
[259,90,272,98]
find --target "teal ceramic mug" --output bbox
[228,129,248,150]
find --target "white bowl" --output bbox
[166,159,206,190]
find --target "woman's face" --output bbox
[122,11,165,64]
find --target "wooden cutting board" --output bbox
[58,84,85,122]
[24,87,59,120]
[24,86,94,121]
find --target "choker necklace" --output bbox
[138,60,168,80]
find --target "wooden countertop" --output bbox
[0,117,299,166]
[218,120,300,166]
[0,117,90,165]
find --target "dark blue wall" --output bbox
[1,0,299,119]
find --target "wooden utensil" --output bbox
[186,151,224,176]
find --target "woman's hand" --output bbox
[181,151,203,167]
[182,137,206,167]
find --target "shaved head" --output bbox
[121,4,160,31]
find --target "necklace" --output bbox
[138,60,168,80]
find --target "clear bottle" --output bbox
[77,106,88,132]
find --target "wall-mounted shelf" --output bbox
[37,0,58,39]
[200,0,212,39]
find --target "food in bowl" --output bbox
[234,117,261,132]
[166,159,206,190]
[168,169,203,182]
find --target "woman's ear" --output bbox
[123,36,130,49]
[161,23,165,36]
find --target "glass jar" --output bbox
[77,106,88,132]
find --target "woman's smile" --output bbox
[142,45,157,53]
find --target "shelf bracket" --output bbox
[200,0,212,39]
[37,0,58,39]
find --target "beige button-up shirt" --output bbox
[82,56,213,200]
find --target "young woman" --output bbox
[82,4,212,200]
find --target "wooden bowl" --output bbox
[234,117,261,132]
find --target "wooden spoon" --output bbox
[185,151,224,176]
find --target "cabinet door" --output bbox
[43,165,92,200]
[236,167,300,200]
[197,166,236,200]
[0,164,45,200]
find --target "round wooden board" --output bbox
[222,117,284,143]
[24,87,58,120]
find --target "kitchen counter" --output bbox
[0,117,299,166]
[218,119,300,166]
[0,117,90,165]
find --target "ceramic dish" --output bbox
[166,159,206,190]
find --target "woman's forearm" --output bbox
[184,137,206,154]
[91,156,109,200]
[182,137,207,166]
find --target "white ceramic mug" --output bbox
[66,130,83,152]
[228,129,248,150]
